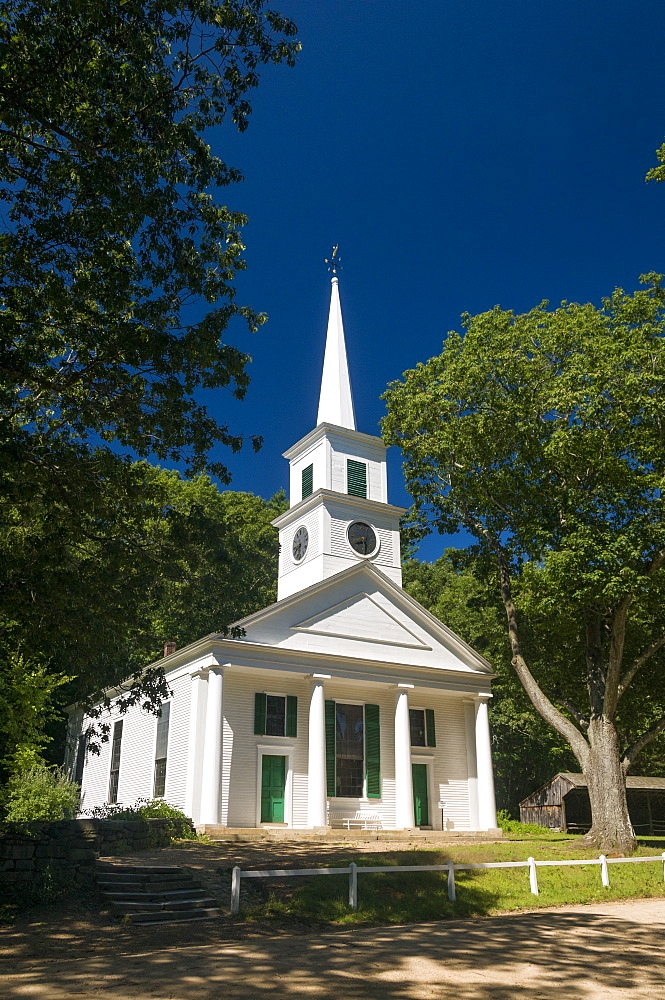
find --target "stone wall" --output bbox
[0,818,187,901]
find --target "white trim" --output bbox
[255,746,294,828]
[410,757,436,829]
[151,700,172,799]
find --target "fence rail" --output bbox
[229,852,665,915]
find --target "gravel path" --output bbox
[2,897,664,999]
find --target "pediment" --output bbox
[292,593,431,649]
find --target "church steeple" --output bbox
[316,276,356,430]
[272,268,405,600]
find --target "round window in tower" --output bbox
[292,525,309,562]
[347,521,378,557]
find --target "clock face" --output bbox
[292,525,309,562]
[347,521,377,556]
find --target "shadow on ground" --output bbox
[1,902,664,999]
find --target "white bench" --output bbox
[329,810,383,830]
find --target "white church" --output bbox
[68,276,499,834]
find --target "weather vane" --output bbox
[325,245,342,275]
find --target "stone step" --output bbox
[110,896,218,913]
[95,868,188,882]
[96,863,183,875]
[98,878,196,893]
[127,908,221,925]
[102,888,209,903]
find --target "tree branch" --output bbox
[622,716,665,773]
[552,691,589,731]
[603,594,633,717]
[618,632,665,700]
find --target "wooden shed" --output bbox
[519,773,665,834]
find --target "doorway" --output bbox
[260,754,286,823]
[412,762,430,827]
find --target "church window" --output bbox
[153,702,170,798]
[325,701,381,798]
[108,720,123,803]
[301,464,313,499]
[254,693,298,737]
[73,732,87,785]
[409,708,436,748]
[347,459,367,498]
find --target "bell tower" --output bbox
[272,268,405,599]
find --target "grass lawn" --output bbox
[239,837,665,926]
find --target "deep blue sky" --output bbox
[196,0,665,560]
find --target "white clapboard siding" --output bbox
[222,668,310,828]
[116,702,155,806]
[280,509,320,578]
[163,674,190,811]
[430,696,472,830]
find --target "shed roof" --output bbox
[520,772,665,806]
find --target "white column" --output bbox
[394,685,415,829]
[199,666,224,826]
[463,700,480,830]
[184,669,208,823]
[475,696,498,830]
[307,676,329,828]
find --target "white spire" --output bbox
[317,276,356,430]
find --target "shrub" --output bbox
[82,797,195,839]
[1,764,80,821]
[496,808,552,836]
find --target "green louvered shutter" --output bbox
[325,700,336,797]
[347,459,367,498]
[365,704,381,799]
[301,464,313,499]
[254,692,267,735]
[425,708,436,748]
[286,696,298,737]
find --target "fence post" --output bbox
[662,852,665,882]
[528,857,538,895]
[348,862,358,911]
[447,861,456,902]
[599,855,609,887]
[230,866,241,916]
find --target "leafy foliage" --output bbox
[1,763,80,821]
[0,2,298,768]
[0,0,299,480]
[83,796,196,838]
[384,276,665,849]
[402,553,576,813]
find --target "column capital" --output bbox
[309,673,331,680]
[392,682,414,690]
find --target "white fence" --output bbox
[230,852,665,915]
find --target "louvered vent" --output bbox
[347,459,367,498]
[302,463,313,499]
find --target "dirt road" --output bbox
[2,897,664,1000]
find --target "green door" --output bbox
[412,763,429,827]
[261,755,286,823]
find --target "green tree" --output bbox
[402,552,576,814]
[0,463,285,766]
[0,1,298,765]
[383,276,665,852]
[0,0,299,482]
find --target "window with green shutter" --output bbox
[286,696,298,737]
[153,701,170,798]
[364,704,381,798]
[347,459,367,498]
[301,464,313,499]
[254,692,267,735]
[255,693,297,738]
[425,708,436,748]
[410,708,436,747]
[325,700,336,797]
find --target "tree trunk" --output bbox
[583,717,635,854]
